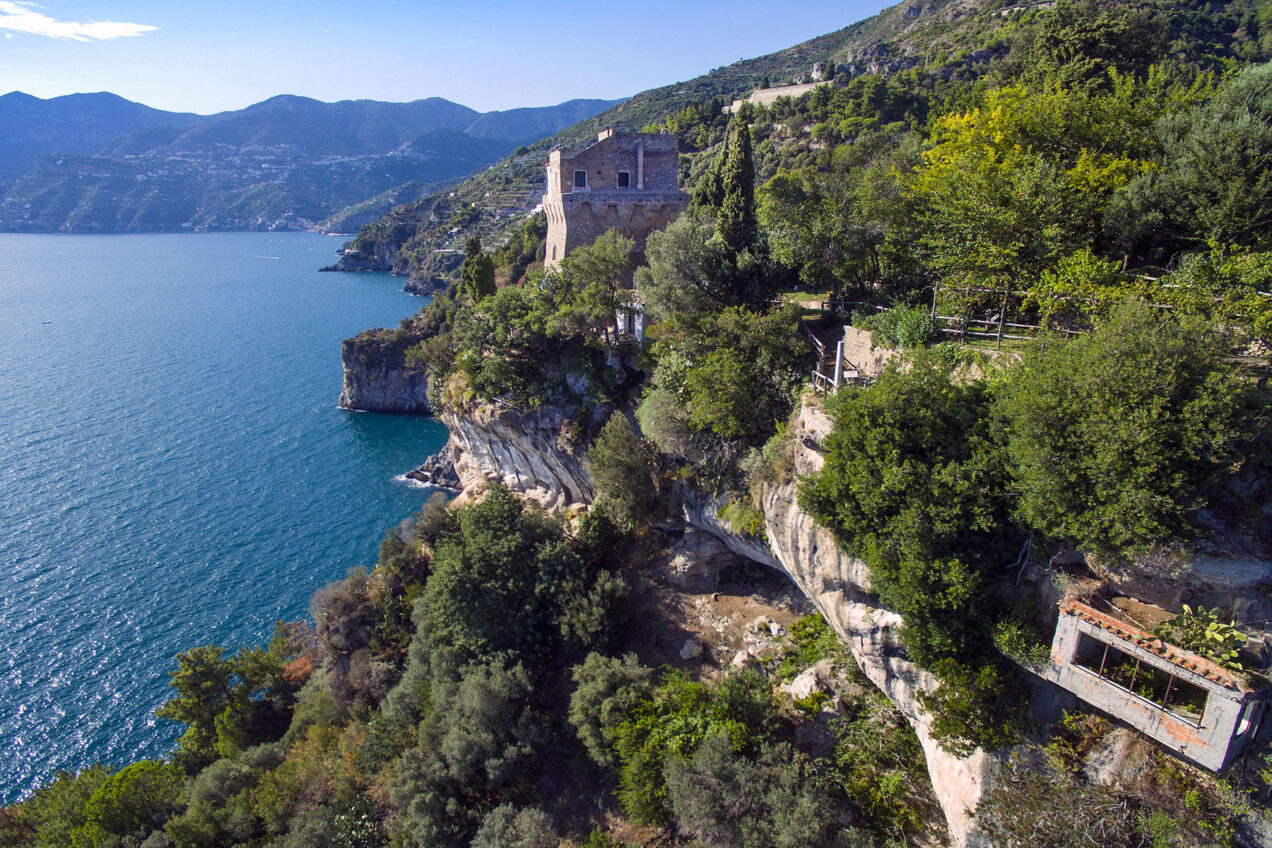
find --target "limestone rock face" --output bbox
[338,337,431,414]
[406,444,461,489]
[322,243,394,273]
[839,325,898,380]
[743,399,992,847]
[439,392,992,844]
[660,527,739,592]
[439,401,597,510]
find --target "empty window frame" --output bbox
[1072,633,1208,726]
[574,170,587,189]
[617,171,631,188]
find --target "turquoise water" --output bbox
[0,233,447,803]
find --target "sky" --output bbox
[0,0,893,115]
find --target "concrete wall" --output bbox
[728,81,832,112]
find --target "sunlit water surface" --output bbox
[0,233,446,802]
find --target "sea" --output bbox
[0,232,448,804]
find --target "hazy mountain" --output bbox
[0,92,622,232]
[0,91,200,183]
[464,98,626,143]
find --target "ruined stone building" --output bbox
[1045,599,1270,771]
[543,129,688,274]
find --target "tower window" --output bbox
[617,171,630,188]
[573,170,587,189]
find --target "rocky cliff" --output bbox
[678,397,997,846]
[436,400,599,510]
[338,332,431,414]
[432,390,999,845]
[751,398,996,846]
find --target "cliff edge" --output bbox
[338,330,431,414]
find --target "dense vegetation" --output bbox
[345,0,1272,289]
[1,489,942,847]
[342,0,1272,760]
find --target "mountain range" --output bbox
[0,92,621,233]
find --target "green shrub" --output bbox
[855,304,937,349]
[999,301,1256,566]
[917,659,1027,756]
[799,347,1015,666]
[611,670,780,825]
[992,618,1052,669]
[775,614,849,682]
[719,497,767,538]
[587,413,656,525]
[1153,605,1247,672]
[836,691,935,843]
[663,735,868,848]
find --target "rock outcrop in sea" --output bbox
[338,333,431,414]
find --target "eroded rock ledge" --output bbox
[684,398,996,847]
[436,400,600,510]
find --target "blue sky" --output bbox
[0,1,892,114]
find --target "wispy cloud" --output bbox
[0,2,157,41]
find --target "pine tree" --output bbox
[460,236,496,301]
[717,117,757,254]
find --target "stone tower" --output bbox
[543,129,688,273]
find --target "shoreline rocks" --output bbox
[405,445,461,490]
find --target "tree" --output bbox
[1113,63,1272,256]
[568,652,654,770]
[587,412,656,524]
[461,236,496,301]
[1016,0,1167,91]
[7,766,112,848]
[422,483,583,661]
[909,83,1151,302]
[799,347,1015,664]
[999,301,1256,566]
[555,229,635,342]
[611,670,779,825]
[71,761,184,847]
[642,305,810,449]
[664,735,867,848]
[155,645,237,770]
[471,805,558,848]
[760,136,918,297]
[156,639,297,771]
[717,116,758,254]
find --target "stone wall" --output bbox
[728,81,832,112]
[544,131,687,272]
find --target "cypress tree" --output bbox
[460,236,496,301]
[717,117,757,254]
[689,153,724,215]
